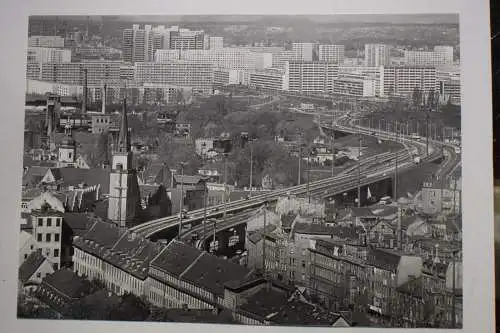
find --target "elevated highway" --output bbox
[130,119,449,240]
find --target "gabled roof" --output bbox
[73,220,164,280]
[42,269,91,299]
[151,240,203,277]
[22,166,50,187]
[48,167,110,193]
[181,252,252,296]
[18,249,46,284]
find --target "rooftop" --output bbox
[367,247,402,272]
[151,240,203,277]
[42,268,91,299]
[18,249,46,284]
[240,288,341,326]
[181,252,252,296]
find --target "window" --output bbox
[56,218,61,227]
[37,233,42,242]
[38,218,43,227]
[54,233,60,242]
[24,254,28,259]
[52,263,58,270]
[30,245,33,250]
[47,218,52,227]
[36,272,41,278]
[46,234,51,242]
[54,249,59,257]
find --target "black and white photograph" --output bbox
[14,10,467,329]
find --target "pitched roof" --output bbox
[350,207,376,218]
[367,247,402,272]
[22,166,50,187]
[151,240,203,277]
[174,174,206,186]
[42,269,91,299]
[49,167,111,193]
[73,220,164,280]
[63,213,95,236]
[18,249,46,284]
[240,288,340,326]
[139,184,160,200]
[294,222,361,238]
[247,224,278,244]
[181,252,252,295]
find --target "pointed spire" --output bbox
[117,98,130,153]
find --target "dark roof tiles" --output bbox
[18,249,46,284]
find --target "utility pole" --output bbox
[331,109,335,177]
[451,250,457,329]
[298,133,302,185]
[394,148,399,202]
[177,163,185,238]
[307,148,311,204]
[203,188,207,247]
[426,111,430,156]
[262,198,267,276]
[357,135,362,208]
[211,218,217,254]
[223,153,228,219]
[249,139,254,197]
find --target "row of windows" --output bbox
[37,218,61,227]
[36,232,60,243]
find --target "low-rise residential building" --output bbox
[18,249,56,293]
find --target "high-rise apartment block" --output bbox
[382,66,437,98]
[155,49,273,71]
[28,36,65,48]
[404,46,454,67]
[292,43,315,62]
[39,61,121,85]
[286,61,339,95]
[364,44,392,67]
[27,47,72,65]
[134,61,214,94]
[207,36,224,49]
[122,24,157,63]
[318,44,345,64]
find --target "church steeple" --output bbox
[116,98,130,154]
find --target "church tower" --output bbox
[107,98,141,228]
[57,134,76,168]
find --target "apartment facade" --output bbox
[319,44,345,64]
[249,69,288,92]
[28,35,65,48]
[332,74,376,97]
[39,61,122,85]
[27,47,71,65]
[292,43,315,62]
[122,24,156,63]
[286,61,339,95]
[156,49,272,71]
[381,66,437,98]
[134,61,214,94]
[364,44,392,67]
